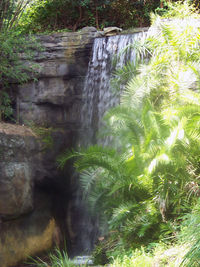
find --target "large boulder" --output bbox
[0,123,41,220]
[0,192,57,267]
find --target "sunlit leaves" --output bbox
[59,3,200,250]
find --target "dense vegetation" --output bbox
[18,0,160,33]
[0,0,40,121]
[58,2,200,266]
[17,0,197,33]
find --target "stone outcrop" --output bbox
[0,123,39,219]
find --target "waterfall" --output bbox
[80,32,146,146]
[71,31,147,257]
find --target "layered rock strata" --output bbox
[17,29,100,128]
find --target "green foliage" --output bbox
[0,0,31,31]
[0,91,13,120]
[0,29,39,83]
[0,0,41,121]
[59,1,200,262]
[155,1,199,19]
[34,126,54,150]
[29,248,76,267]
[10,0,200,34]
[18,0,75,33]
[109,243,187,267]
[110,35,148,92]
[18,0,162,33]
[26,121,54,150]
[110,248,154,267]
[180,199,200,266]
[62,2,200,256]
[18,0,115,33]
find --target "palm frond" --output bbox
[57,148,82,169]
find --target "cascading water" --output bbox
[71,31,147,257]
[80,32,146,146]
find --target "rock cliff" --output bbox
[17,29,100,128]
[0,29,100,267]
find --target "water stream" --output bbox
[81,32,145,146]
[72,31,147,256]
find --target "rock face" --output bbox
[0,192,56,267]
[0,123,57,267]
[0,30,100,267]
[17,31,100,128]
[0,123,38,219]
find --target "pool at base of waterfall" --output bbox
[72,255,93,265]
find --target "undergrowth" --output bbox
[109,243,188,267]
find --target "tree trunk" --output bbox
[94,0,99,29]
[73,6,83,31]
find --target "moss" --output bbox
[24,122,54,151]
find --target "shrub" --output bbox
[180,198,200,266]
[19,0,162,33]
[0,0,41,121]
